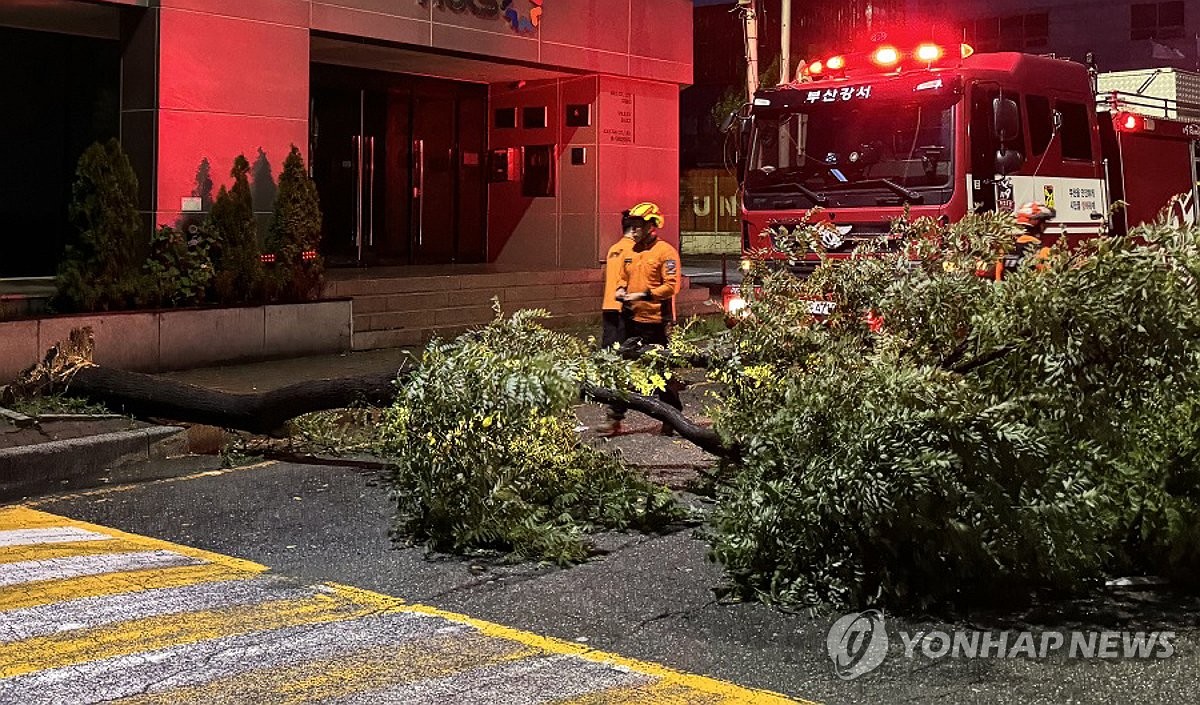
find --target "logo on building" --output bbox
[419,0,543,33]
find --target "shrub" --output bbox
[55,139,149,311]
[207,154,264,304]
[144,225,214,308]
[705,213,1200,610]
[377,307,686,564]
[267,145,324,302]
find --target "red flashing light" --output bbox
[826,55,846,71]
[872,46,900,67]
[259,253,276,264]
[915,44,943,62]
[302,250,319,262]
[1124,114,1140,130]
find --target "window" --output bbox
[1059,103,1093,160]
[964,13,1050,52]
[1131,1,1185,40]
[1026,95,1054,156]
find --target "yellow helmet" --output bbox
[625,201,665,228]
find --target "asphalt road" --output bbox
[23,457,1200,705]
[0,502,792,704]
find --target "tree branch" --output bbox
[581,384,738,460]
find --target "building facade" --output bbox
[905,0,1200,73]
[0,0,692,279]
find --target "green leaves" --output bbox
[707,214,1200,610]
[378,308,686,564]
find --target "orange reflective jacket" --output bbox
[618,238,680,324]
[602,235,635,311]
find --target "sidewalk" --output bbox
[158,348,413,394]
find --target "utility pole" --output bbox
[780,0,791,85]
[736,0,760,102]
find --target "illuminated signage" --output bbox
[418,0,543,33]
[804,85,873,103]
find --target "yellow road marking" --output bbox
[0,538,167,565]
[21,461,279,507]
[108,633,540,705]
[0,592,383,679]
[326,584,808,705]
[0,563,256,612]
[552,681,727,705]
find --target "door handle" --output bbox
[414,138,425,249]
[367,135,375,247]
[353,135,363,255]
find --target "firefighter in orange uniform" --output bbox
[595,217,638,435]
[615,202,684,434]
[977,202,1056,280]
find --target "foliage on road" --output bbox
[377,307,687,564]
[704,211,1200,609]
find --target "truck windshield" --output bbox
[746,95,957,207]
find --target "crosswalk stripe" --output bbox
[106,632,539,705]
[0,527,112,547]
[0,591,378,679]
[0,611,461,705]
[0,550,203,588]
[0,506,265,574]
[0,538,171,565]
[0,562,259,612]
[0,575,314,643]
[320,654,654,705]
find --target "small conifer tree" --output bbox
[207,154,264,304]
[267,145,324,302]
[55,139,149,311]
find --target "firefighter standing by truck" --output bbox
[615,202,683,435]
[978,202,1056,280]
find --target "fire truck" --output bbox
[723,39,1200,311]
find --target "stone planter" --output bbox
[0,300,352,381]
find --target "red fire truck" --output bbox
[723,39,1200,313]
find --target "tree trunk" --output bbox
[63,366,403,436]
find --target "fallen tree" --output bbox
[6,326,737,456]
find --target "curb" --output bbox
[0,426,187,500]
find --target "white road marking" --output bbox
[0,551,202,588]
[0,528,112,547]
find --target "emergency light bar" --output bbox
[800,42,974,80]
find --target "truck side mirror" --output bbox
[720,111,738,134]
[992,97,1021,143]
[994,148,1025,176]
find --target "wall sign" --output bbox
[601,90,634,144]
[418,0,543,33]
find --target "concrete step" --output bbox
[354,296,602,333]
[352,311,603,351]
[326,269,603,299]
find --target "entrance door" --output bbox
[311,85,388,266]
[311,67,486,266]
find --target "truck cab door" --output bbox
[968,85,999,213]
